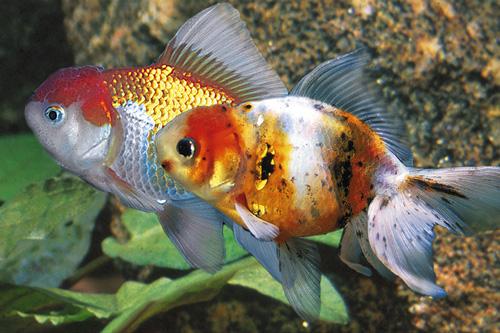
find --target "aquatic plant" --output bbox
[0,134,348,332]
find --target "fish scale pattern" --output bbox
[105,65,234,132]
[105,65,236,202]
[112,101,189,201]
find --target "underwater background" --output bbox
[0,0,498,332]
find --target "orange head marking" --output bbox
[32,66,116,126]
[156,104,244,200]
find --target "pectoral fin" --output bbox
[158,197,225,273]
[234,201,279,241]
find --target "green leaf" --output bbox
[102,209,247,269]
[0,258,255,332]
[0,176,106,287]
[0,256,348,332]
[0,283,115,331]
[307,229,343,248]
[0,134,60,201]
[229,262,348,324]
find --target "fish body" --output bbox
[156,49,500,320]
[25,4,288,273]
[159,97,387,241]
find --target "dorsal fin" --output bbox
[291,49,413,166]
[158,3,287,102]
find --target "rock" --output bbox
[0,0,73,133]
[61,0,208,67]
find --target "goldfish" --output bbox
[24,4,288,274]
[155,49,500,320]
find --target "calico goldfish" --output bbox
[24,4,287,273]
[156,49,500,320]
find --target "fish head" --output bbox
[25,66,117,176]
[155,104,245,202]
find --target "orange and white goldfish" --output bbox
[155,49,500,320]
[24,4,287,273]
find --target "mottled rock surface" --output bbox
[0,0,73,133]
[12,0,500,331]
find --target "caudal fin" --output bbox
[367,166,500,297]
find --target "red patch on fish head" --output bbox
[32,66,116,126]
[183,104,243,185]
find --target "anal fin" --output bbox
[340,212,395,279]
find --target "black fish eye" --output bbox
[44,105,65,124]
[176,137,196,159]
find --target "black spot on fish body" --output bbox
[313,103,324,111]
[338,212,351,228]
[355,230,363,238]
[343,140,354,153]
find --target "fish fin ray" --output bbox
[339,221,372,277]
[158,197,225,273]
[158,3,287,102]
[278,238,321,321]
[231,221,282,282]
[367,194,446,297]
[350,212,396,280]
[105,167,163,211]
[234,201,279,241]
[406,166,500,234]
[291,48,412,166]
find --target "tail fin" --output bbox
[367,166,500,297]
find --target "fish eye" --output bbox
[44,105,65,124]
[176,137,197,159]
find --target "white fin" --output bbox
[231,221,282,282]
[368,166,500,297]
[158,197,225,273]
[291,49,412,166]
[158,3,287,101]
[339,221,372,277]
[406,167,500,233]
[234,201,279,241]
[278,239,321,321]
[340,213,395,279]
